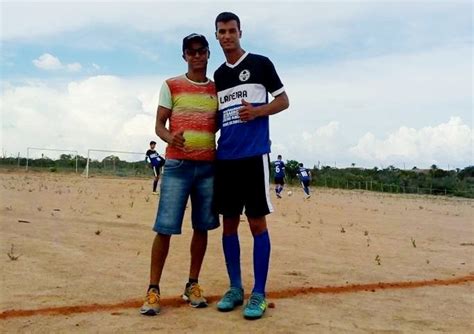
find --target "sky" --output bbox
[1,0,472,169]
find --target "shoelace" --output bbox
[190,284,203,297]
[222,289,240,302]
[247,295,263,308]
[147,290,159,303]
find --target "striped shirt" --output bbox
[159,75,218,161]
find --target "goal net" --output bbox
[83,149,150,178]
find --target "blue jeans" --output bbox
[153,159,219,235]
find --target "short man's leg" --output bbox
[150,233,171,286]
[141,233,171,315]
[182,229,209,308]
[189,229,208,280]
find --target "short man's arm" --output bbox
[238,92,289,121]
[155,106,185,149]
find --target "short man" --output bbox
[145,140,165,194]
[213,12,290,320]
[297,163,311,199]
[140,33,219,316]
[273,155,285,198]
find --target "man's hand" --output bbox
[238,99,259,121]
[168,130,186,149]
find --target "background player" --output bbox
[145,141,165,195]
[297,162,312,199]
[273,154,285,198]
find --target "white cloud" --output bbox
[32,53,63,70]
[66,62,82,72]
[1,75,165,160]
[350,117,473,167]
[268,44,472,168]
[33,53,82,72]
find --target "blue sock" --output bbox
[222,234,242,289]
[252,230,271,295]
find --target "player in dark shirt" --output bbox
[273,155,286,198]
[145,141,165,194]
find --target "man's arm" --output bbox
[238,92,289,121]
[155,106,185,149]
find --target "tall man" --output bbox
[140,33,219,316]
[213,12,290,320]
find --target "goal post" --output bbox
[26,147,79,173]
[84,148,148,178]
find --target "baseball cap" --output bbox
[182,33,209,53]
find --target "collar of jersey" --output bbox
[225,51,249,69]
[183,74,210,85]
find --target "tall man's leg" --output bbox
[217,216,244,312]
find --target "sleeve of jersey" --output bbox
[262,57,285,97]
[158,81,172,109]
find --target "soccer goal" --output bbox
[83,149,149,178]
[26,147,79,173]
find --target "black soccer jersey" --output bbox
[214,52,285,160]
[146,149,164,167]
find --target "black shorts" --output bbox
[152,166,161,177]
[274,176,285,185]
[215,154,273,218]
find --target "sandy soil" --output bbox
[1,170,473,333]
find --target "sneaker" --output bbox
[217,287,244,312]
[276,193,282,198]
[152,191,159,195]
[243,293,268,320]
[139,288,160,316]
[182,282,208,308]
[305,194,311,199]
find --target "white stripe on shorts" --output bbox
[262,154,274,213]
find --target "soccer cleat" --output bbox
[182,282,208,308]
[276,193,282,198]
[305,194,311,199]
[243,293,268,320]
[139,288,160,316]
[217,287,244,312]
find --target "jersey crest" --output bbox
[239,69,251,82]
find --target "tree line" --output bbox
[0,154,473,198]
[271,160,474,198]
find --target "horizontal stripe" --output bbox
[173,94,217,110]
[167,77,216,95]
[166,147,215,161]
[170,113,217,133]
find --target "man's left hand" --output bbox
[238,99,259,121]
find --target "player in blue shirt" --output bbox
[273,155,285,198]
[145,141,165,195]
[296,163,312,199]
[214,12,289,320]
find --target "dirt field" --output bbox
[1,170,473,333]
